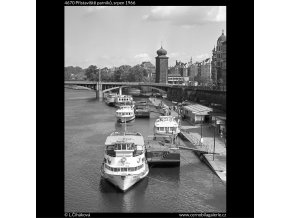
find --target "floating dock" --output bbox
[145,138,180,167]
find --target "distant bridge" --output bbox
[64,81,226,92]
[64,80,226,111]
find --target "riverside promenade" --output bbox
[148,97,226,183]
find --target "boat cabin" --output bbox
[115,95,133,103]
[104,163,144,172]
[106,142,143,157]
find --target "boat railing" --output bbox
[110,131,142,136]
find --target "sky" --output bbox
[65,6,226,68]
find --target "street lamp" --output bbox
[213,117,216,160]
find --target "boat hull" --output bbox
[105,100,115,106]
[116,115,135,123]
[101,164,149,191]
[153,131,179,138]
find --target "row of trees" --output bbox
[65,64,155,82]
[64,66,86,80]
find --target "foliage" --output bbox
[85,65,98,81]
[64,66,86,80]
[65,61,156,82]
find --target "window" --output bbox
[122,144,126,150]
[121,168,126,172]
[160,127,164,131]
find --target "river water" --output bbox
[65,88,226,213]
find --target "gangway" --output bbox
[177,146,217,154]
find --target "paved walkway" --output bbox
[148,97,226,183]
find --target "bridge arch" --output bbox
[102,85,166,95]
[102,86,130,94]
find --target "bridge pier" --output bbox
[96,82,103,99]
[96,90,103,99]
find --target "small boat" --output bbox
[100,131,149,191]
[153,116,181,138]
[115,95,134,108]
[116,105,135,123]
[104,93,118,106]
[135,101,150,118]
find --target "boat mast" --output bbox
[124,117,127,134]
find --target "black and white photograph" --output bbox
[65,5,227,214]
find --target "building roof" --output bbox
[183,104,213,115]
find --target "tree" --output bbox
[65,66,86,80]
[85,65,98,81]
[113,65,131,82]
[128,65,150,82]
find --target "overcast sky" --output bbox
[65,6,226,68]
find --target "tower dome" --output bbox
[157,46,167,56]
[217,30,226,42]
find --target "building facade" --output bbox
[168,73,184,84]
[211,30,226,85]
[155,46,169,83]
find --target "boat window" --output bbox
[107,145,114,150]
[165,127,169,132]
[160,127,164,131]
[122,144,126,150]
[116,168,120,172]
[127,144,133,150]
[172,127,176,132]
[121,168,125,172]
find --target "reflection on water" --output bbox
[65,89,226,213]
[99,177,149,212]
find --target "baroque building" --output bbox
[211,30,227,85]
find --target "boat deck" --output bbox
[145,139,180,167]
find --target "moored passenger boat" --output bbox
[115,95,134,108]
[100,131,149,191]
[104,93,118,106]
[116,105,135,123]
[153,116,181,138]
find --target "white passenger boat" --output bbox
[100,131,149,191]
[115,95,134,108]
[116,105,135,123]
[153,116,181,138]
[105,93,117,106]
